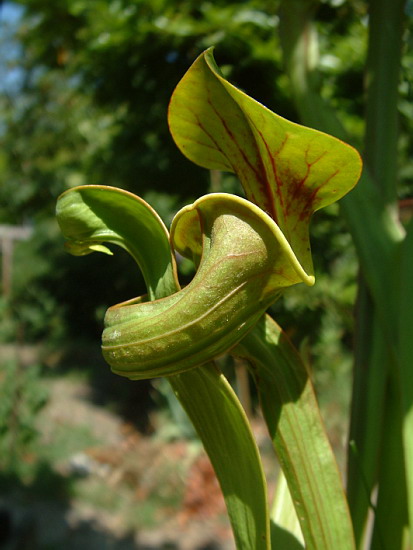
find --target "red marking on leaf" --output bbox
[206,98,268,191]
[191,107,237,169]
[307,149,328,167]
[297,168,340,221]
[256,130,289,225]
[283,147,340,222]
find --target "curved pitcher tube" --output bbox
[102,193,313,379]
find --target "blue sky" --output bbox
[0,2,25,93]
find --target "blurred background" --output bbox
[0,0,412,548]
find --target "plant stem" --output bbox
[370,377,408,550]
[347,284,388,546]
[278,2,409,548]
[398,219,413,545]
[236,316,356,550]
[364,0,405,206]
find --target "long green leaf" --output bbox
[347,286,388,546]
[271,470,305,550]
[277,5,408,547]
[399,218,413,543]
[170,367,269,549]
[56,184,271,549]
[369,378,408,550]
[235,315,356,550]
[364,2,412,546]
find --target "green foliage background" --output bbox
[0,0,412,395]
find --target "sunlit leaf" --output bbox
[168,48,362,275]
[236,315,356,550]
[56,185,178,300]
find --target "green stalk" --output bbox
[362,3,411,547]
[236,316,355,550]
[278,0,346,139]
[370,377,408,550]
[170,368,270,550]
[399,219,413,543]
[364,0,405,205]
[362,0,405,328]
[346,285,388,546]
[270,469,304,550]
[278,3,409,547]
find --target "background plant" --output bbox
[278,2,413,548]
[1,0,413,548]
[0,359,48,481]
